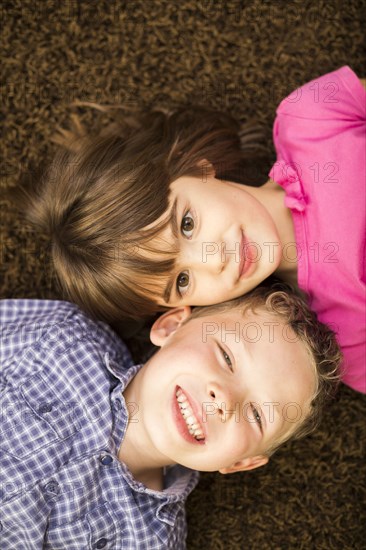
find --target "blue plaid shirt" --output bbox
[0,300,199,549]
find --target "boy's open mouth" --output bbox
[175,387,205,443]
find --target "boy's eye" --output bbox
[251,404,263,432]
[220,347,233,372]
[176,271,190,296]
[181,212,194,238]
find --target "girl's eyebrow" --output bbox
[162,198,179,303]
[168,198,179,240]
[163,279,174,304]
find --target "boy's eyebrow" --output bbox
[162,198,178,304]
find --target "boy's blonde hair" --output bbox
[186,280,342,456]
[12,105,269,325]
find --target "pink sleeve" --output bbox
[276,66,366,121]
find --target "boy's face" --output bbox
[123,306,315,474]
[153,174,281,308]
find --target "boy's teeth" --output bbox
[176,389,205,441]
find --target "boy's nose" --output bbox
[206,382,237,422]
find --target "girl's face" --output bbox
[154,175,282,307]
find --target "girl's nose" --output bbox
[183,240,228,273]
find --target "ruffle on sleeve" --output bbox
[269,160,307,212]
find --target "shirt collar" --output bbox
[104,351,200,525]
[118,460,199,525]
[103,352,142,384]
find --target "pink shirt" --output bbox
[269,66,366,393]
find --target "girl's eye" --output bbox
[251,405,263,432]
[176,271,190,296]
[181,211,194,238]
[220,347,233,372]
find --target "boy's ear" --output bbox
[219,455,269,475]
[150,306,192,346]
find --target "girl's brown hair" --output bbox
[12,104,270,325]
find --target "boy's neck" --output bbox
[119,450,165,491]
[117,438,165,491]
[117,377,172,492]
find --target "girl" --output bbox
[16,66,365,393]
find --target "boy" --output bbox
[0,284,340,549]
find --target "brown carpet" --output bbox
[1,1,366,548]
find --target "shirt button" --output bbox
[45,480,60,495]
[95,538,108,548]
[114,398,122,411]
[39,403,53,414]
[100,454,113,466]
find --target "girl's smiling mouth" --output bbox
[173,386,206,444]
[239,231,256,279]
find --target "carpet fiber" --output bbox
[1,1,366,548]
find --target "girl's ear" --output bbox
[219,455,269,475]
[150,306,192,347]
[197,158,216,177]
